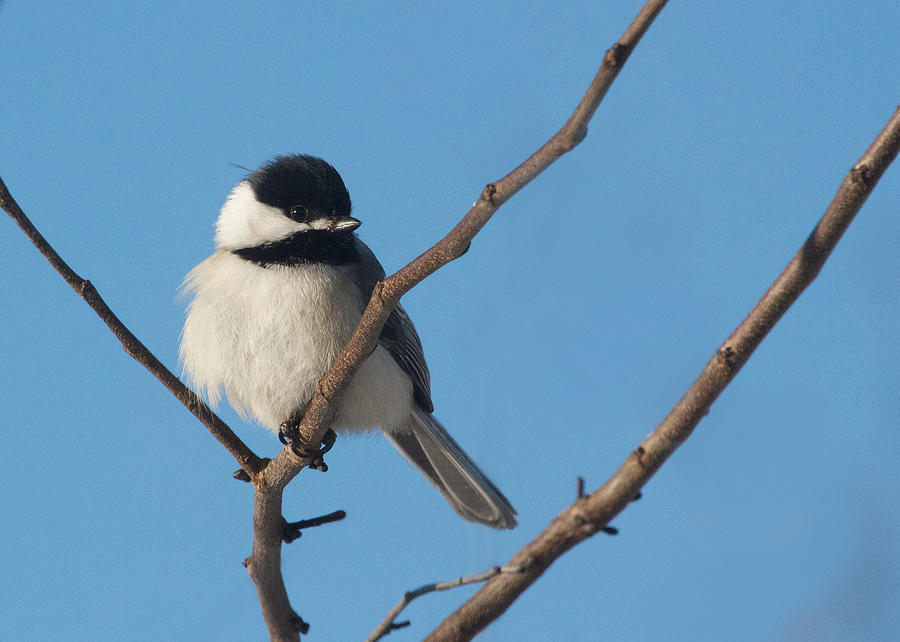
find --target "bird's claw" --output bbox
[278,424,336,472]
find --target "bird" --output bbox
[179,154,517,529]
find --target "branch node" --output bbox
[569,124,589,147]
[851,162,875,187]
[480,182,498,206]
[507,555,536,574]
[291,614,310,635]
[603,42,630,67]
[576,476,586,499]
[233,468,252,483]
[633,445,647,467]
[579,521,598,535]
[601,525,619,536]
[716,344,737,369]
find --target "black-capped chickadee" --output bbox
[179,154,517,529]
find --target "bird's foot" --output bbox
[278,424,336,472]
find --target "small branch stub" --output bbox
[282,509,347,544]
[481,183,498,205]
[604,42,630,67]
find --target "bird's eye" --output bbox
[288,205,308,221]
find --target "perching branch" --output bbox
[0,180,265,477]
[292,0,671,461]
[424,106,900,641]
[245,1,671,638]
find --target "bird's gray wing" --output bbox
[349,239,433,412]
[378,304,433,413]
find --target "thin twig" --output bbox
[0,179,265,477]
[282,510,347,543]
[426,106,900,641]
[366,567,517,642]
[246,2,672,638]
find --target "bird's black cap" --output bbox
[247,154,351,221]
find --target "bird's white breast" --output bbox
[180,251,412,433]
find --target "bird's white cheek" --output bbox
[214,181,308,249]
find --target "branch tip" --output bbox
[576,476,586,499]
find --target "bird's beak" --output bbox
[333,217,362,232]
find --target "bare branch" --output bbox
[293,0,671,480]
[246,484,308,640]
[0,179,265,477]
[246,1,672,637]
[426,106,900,641]
[366,566,520,642]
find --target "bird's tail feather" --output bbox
[384,407,517,529]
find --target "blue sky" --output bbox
[2,2,898,640]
